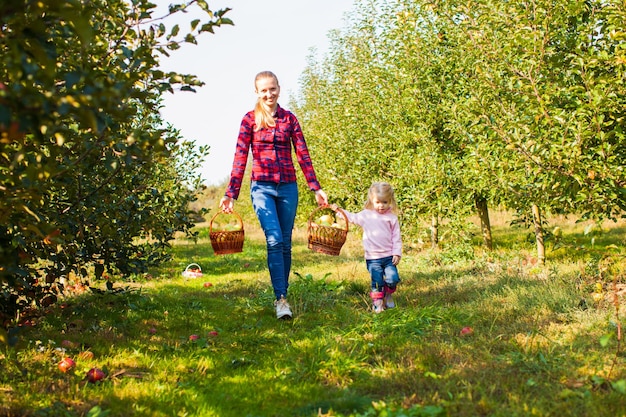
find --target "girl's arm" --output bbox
[330,204,356,225]
[391,217,402,263]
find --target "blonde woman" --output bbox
[220,71,328,319]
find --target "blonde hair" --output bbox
[254,71,279,131]
[364,182,398,213]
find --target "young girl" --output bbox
[335,182,402,313]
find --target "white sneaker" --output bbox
[384,293,395,309]
[275,296,292,319]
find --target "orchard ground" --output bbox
[1,211,625,417]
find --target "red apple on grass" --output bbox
[208,331,218,337]
[189,334,199,341]
[58,357,75,373]
[203,282,213,288]
[459,326,474,336]
[86,367,106,383]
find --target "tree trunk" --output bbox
[431,214,439,249]
[531,203,545,265]
[474,195,493,251]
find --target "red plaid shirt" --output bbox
[225,105,322,199]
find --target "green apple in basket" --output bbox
[224,223,242,232]
[317,214,334,227]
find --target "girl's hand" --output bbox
[392,255,401,266]
[315,189,328,206]
[219,196,234,213]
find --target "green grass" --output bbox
[1,216,625,417]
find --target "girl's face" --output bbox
[255,76,280,109]
[371,195,391,214]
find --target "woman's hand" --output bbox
[219,196,234,213]
[314,189,328,206]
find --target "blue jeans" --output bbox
[366,256,400,292]
[251,181,298,300]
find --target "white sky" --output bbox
[153,0,355,185]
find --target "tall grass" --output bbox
[0,214,624,417]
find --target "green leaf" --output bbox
[170,24,180,38]
[612,379,626,395]
[599,333,613,347]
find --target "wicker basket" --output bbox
[209,210,245,255]
[307,205,349,256]
[182,263,203,278]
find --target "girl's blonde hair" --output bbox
[254,71,279,132]
[365,182,398,213]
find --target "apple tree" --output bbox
[296,0,502,253]
[0,0,231,322]
[297,0,625,263]
[435,0,626,262]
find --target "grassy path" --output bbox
[1,222,625,416]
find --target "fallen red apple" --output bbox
[460,326,474,336]
[203,282,213,288]
[58,357,75,373]
[86,367,106,383]
[148,327,157,334]
[208,331,218,337]
[189,334,199,341]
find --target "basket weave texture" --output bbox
[209,211,244,255]
[307,205,349,256]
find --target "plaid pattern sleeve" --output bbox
[225,106,321,200]
[225,112,254,200]
[287,111,321,191]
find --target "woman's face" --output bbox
[255,76,280,109]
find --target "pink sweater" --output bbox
[343,208,402,260]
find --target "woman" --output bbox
[220,71,328,319]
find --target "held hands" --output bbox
[219,196,234,213]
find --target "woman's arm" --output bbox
[224,112,254,201]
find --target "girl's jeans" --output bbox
[251,181,298,300]
[366,256,401,293]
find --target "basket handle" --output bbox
[210,210,244,232]
[185,263,201,272]
[307,205,349,232]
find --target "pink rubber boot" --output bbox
[383,286,396,308]
[370,291,385,313]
